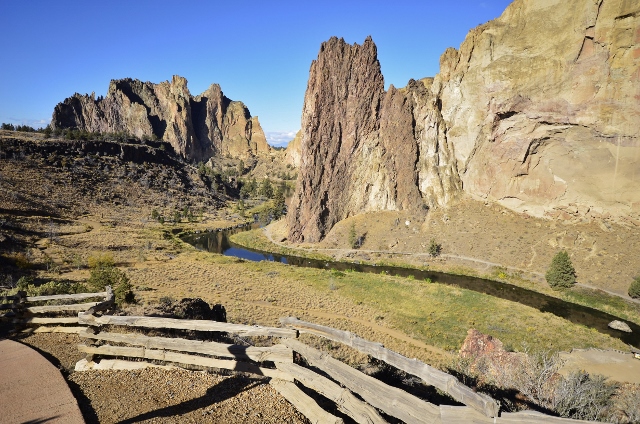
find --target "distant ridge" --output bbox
[51,75,270,162]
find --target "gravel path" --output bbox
[18,333,309,424]
[69,368,307,424]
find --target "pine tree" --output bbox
[272,186,285,219]
[545,250,576,290]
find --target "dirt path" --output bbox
[0,339,84,423]
[263,224,640,306]
[559,349,640,384]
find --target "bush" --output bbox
[348,223,358,249]
[545,250,576,290]
[87,253,115,269]
[87,264,135,307]
[428,239,442,257]
[628,276,640,299]
[553,371,618,421]
[17,279,89,297]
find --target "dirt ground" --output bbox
[559,349,640,384]
[16,333,306,424]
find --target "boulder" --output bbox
[608,320,632,333]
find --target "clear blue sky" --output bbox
[0,0,512,146]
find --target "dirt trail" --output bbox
[559,349,640,384]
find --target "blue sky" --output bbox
[0,0,512,146]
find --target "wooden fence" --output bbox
[72,311,594,424]
[0,287,113,333]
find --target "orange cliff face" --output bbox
[51,76,269,163]
[288,0,640,243]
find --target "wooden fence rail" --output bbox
[78,328,293,363]
[78,313,297,338]
[281,337,441,424]
[281,316,499,418]
[2,287,112,333]
[66,311,595,423]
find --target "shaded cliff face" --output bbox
[51,76,269,162]
[289,0,640,242]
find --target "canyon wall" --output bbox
[289,0,640,242]
[51,76,269,162]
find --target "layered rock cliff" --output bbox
[51,76,269,162]
[289,0,640,242]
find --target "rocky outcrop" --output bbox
[284,130,302,168]
[51,76,269,162]
[288,38,461,242]
[289,0,640,242]
[434,0,640,221]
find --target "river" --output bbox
[182,225,640,347]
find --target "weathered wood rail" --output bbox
[1,287,112,333]
[281,316,498,418]
[75,311,297,383]
[71,311,595,423]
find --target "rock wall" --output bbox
[435,0,640,222]
[51,76,269,162]
[289,0,640,242]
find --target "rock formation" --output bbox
[289,0,640,242]
[284,130,302,168]
[51,76,269,162]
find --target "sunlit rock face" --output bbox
[51,76,269,162]
[289,0,640,242]
[434,0,640,223]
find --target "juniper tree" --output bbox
[545,250,576,290]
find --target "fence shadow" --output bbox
[116,376,263,424]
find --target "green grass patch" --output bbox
[236,257,628,354]
[315,271,626,353]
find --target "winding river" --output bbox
[182,225,640,347]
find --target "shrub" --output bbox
[16,276,33,291]
[87,264,135,307]
[553,371,618,421]
[428,239,442,257]
[628,276,640,299]
[348,223,358,249]
[87,253,115,269]
[545,250,576,290]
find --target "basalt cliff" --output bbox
[51,76,269,162]
[288,0,640,243]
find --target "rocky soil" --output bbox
[16,333,306,424]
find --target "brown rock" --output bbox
[51,76,269,162]
[459,329,526,382]
[290,0,640,241]
[288,38,460,242]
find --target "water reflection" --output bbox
[182,226,640,347]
